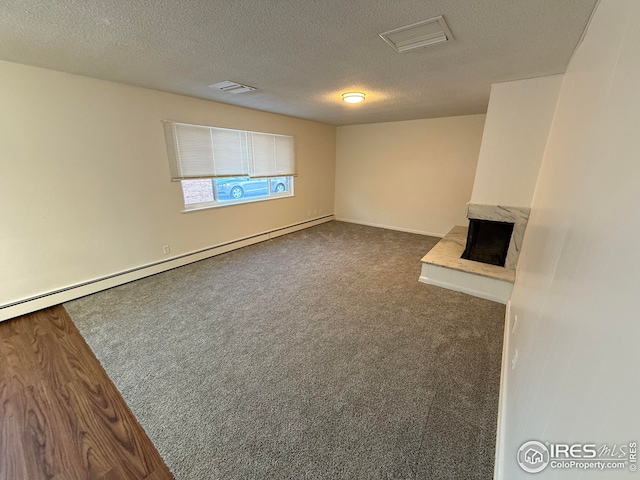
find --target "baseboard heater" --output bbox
[0,215,334,322]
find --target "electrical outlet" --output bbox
[313,209,318,216]
[511,349,519,370]
[512,314,519,334]
[163,245,170,254]
[307,210,312,218]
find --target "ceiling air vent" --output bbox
[379,15,453,53]
[208,80,256,94]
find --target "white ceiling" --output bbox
[0,0,598,126]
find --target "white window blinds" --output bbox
[163,121,296,180]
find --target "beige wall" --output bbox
[471,75,562,208]
[335,115,486,236]
[0,61,335,316]
[499,0,640,477]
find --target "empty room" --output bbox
[1,1,639,479]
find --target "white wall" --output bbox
[0,61,335,318]
[499,0,640,477]
[335,115,485,236]
[471,75,562,208]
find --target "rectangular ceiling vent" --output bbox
[379,15,453,53]
[208,80,256,94]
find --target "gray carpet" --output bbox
[65,221,505,479]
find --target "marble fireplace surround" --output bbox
[465,204,530,270]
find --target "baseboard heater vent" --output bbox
[0,215,334,321]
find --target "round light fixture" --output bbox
[342,92,366,103]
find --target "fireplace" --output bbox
[461,219,514,267]
[463,203,531,270]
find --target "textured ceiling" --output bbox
[0,0,597,125]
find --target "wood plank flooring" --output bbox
[0,305,173,480]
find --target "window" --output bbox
[181,176,293,209]
[163,121,296,209]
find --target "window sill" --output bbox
[181,193,294,213]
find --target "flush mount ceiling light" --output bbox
[379,15,453,53]
[342,92,366,103]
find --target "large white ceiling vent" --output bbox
[379,16,453,53]
[208,80,256,94]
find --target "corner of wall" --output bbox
[493,299,511,480]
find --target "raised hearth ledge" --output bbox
[419,225,514,304]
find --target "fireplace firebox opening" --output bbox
[461,219,514,267]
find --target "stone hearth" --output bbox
[419,225,515,304]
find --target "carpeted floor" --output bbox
[65,221,505,479]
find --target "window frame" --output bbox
[180,175,295,212]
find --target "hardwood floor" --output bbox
[0,306,173,480]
